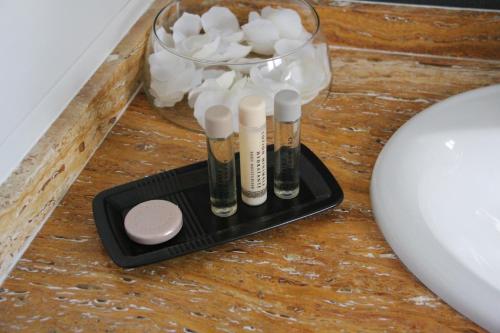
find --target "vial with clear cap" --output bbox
[274,90,301,199]
[205,105,237,217]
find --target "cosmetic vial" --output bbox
[274,90,301,199]
[239,95,267,206]
[205,106,237,217]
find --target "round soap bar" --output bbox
[124,200,182,245]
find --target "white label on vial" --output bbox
[240,126,267,204]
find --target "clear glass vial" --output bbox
[205,106,237,217]
[274,90,301,199]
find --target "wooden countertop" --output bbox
[1,2,499,332]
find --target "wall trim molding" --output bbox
[0,0,154,185]
[0,0,168,285]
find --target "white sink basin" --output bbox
[371,84,500,332]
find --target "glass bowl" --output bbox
[143,0,331,133]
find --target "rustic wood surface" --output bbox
[0,0,171,284]
[318,0,500,60]
[1,1,500,332]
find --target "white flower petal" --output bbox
[201,6,239,35]
[240,82,275,116]
[301,43,317,59]
[248,11,260,22]
[250,63,290,93]
[173,32,186,44]
[150,63,173,82]
[248,63,298,115]
[216,70,236,89]
[284,42,315,62]
[223,30,244,43]
[250,42,276,56]
[225,79,269,131]
[153,90,185,108]
[148,50,172,70]
[216,42,252,61]
[189,69,203,90]
[188,79,219,108]
[194,90,228,128]
[202,69,227,80]
[151,68,194,94]
[233,70,244,82]
[242,18,279,44]
[242,18,279,55]
[188,70,233,107]
[261,6,274,19]
[231,77,249,92]
[274,39,304,55]
[299,29,312,41]
[229,73,281,118]
[177,34,213,56]
[172,12,201,43]
[153,27,174,53]
[228,58,265,74]
[149,79,164,98]
[285,58,326,102]
[149,50,186,81]
[261,6,303,39]
[149,49,200,108]
[192,36,221,59]
[284,44,330,102]
[151,78,185,99]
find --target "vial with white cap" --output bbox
[205,105,237,217]
[239,95,267,206]
[274,90,301,199]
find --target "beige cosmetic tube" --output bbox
[238,95,267,206]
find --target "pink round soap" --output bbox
[124,200,183,245]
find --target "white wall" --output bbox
[0,0,154,184]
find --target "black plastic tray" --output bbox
[93,144,343,267]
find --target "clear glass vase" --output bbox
[143,0,331,133]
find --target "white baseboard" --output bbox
[0,0,154,185]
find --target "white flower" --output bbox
[211,42,252,61]
[191,71,273,131]
[189,71,236,108]
[172,12,201,44]
[174,9,250,62]
[282,43,331,103]
[242,18,280,56]
[192,36,221,59]
[153,27,174,53]
[274,39,304,56]
[248,11,260,22]
[201,7,240,35]
[176,34,212,57]
[249,61,297,114]
[149,50,202,107]
[192,71,236,129]
[147,6,331,118]
[261,6,304,40]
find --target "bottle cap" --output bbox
[274,89,301,122]
[239,95,266,128]
[124,200,183,245]
[205,105,233,139]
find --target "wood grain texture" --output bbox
[1,45,499,331]
[317,1,500,60]
[0,0,174,284]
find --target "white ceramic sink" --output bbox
[371,84,500,332]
